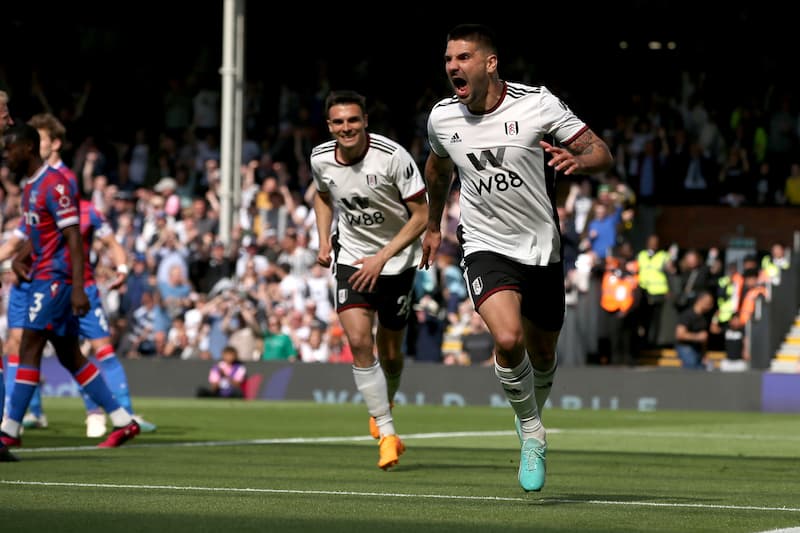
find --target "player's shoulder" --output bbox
[57,165,77,182]
[39,166,72,190]
[429,95,460,117]
[368,133,405,157]
[505,81,547,97]
[43,165,67,181]
[310,139,337,162]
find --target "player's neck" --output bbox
[484,79,505,110]
[337,134,368,164]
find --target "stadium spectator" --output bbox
[636,234,672,348]
[158,263,193,320]
[586,200,623,261]
[674,290,715,369]
[457,307,495,367]
[122,287,170,358]
[261,314,297,362]
[413,295,446,363]
[298,321,330,363]
[673,249,713,314]
[196,345,247,398]
[598,253,640,366]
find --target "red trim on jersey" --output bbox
[16,367,40,386]
[563,125,589,146]
[404,188,428,202]
[95,344,115,362]
[74,362,100,386]
[473,82,508,115]
[8,353,19,365]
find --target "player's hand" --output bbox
[108,271,127,291]
[350,255,385,293]
[316,245,332,268]
[419,229,442,270]
[72,288,90,317]
[540,140,580,175]
[11,256,32,283]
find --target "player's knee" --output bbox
[493,331,523,354]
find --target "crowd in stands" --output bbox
[0,62,798,369]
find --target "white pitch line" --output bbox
[1,480,799,513]
[9,426,800,455]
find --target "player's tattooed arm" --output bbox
[567,129,602,156]
[543,127,613,176]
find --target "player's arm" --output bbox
[350,194,428,293]
[313,189,335,267]
[63,224,90,317]
[540,128,613,176]
[420,151,455,269]
[0,233,24,263]
[10,238,33,282]
[98,232,129,290]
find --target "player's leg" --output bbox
[464,252,547,491]
[480,291,543,438]
[0,355,15,461]
[22,384,46,429]
[369,269,415,440]
[80,288,156,434]
[49,333,140,447]
[3,352,19,416]
[90,340,157,432]
[4,308,25,416]
[523,321,559,417]
[517,261,566,491]
[0,329,49,446]
[369,323,402,439]
[340,307,398,467]
[340,307,389,423]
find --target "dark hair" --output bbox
[4,123,40,151]
[446,24,498,54]
[324,90,367,116]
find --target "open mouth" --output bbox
[452,77,468,97]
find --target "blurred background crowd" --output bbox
[0,2,796,368]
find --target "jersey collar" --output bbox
[26,163,50,185]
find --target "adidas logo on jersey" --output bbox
[450,133,462,143]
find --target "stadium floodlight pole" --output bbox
[219,0,244,246]
[232,0,245,217]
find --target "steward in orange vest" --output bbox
[600,257,639,314]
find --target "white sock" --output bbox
[353,361,395,436]
[1,418,21,439]
[495,357,545,443]
[108,407,133,428]
[533,354,558,414]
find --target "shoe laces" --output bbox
[523,442,545,471]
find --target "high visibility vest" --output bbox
[716,272,742,324]
[737,285,767,324]
[636,250,669,296]
[761,255,789,285]
[600,271,638,313]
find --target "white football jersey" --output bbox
[427,82,588,266]
[310,133,426,275]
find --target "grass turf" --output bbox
[3,398,799,532]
